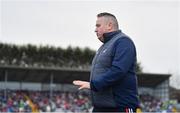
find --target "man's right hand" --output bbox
[73,80,90,90]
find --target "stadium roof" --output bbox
[0,65,89,84]
[0,65,171,88]
[137,73,171,87]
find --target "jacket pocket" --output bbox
[92,88,117,108]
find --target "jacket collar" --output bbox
[103,30,121,43]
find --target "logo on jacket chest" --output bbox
[102,49,107,53]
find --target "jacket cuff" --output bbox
[90,80,98,92]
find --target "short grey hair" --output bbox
[97,12,119,30]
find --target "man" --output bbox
[73,12,139,112]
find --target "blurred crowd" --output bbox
[140,94,178,112]
[0,90,92,112]
[0,89,179,113]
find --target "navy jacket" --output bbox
[90,30,139,109]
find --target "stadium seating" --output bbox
[0,90,178,112]
[0,90,92,112]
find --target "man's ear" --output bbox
[107,22,113,31]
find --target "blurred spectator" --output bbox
[0,90,91,112]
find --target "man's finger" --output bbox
[78,86,84,90]
[73,80,83,85]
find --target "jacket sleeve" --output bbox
[90,38,136,91]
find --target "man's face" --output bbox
[95,17,109,42]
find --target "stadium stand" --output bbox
[0,65,177,112]
[0,42,179,112]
